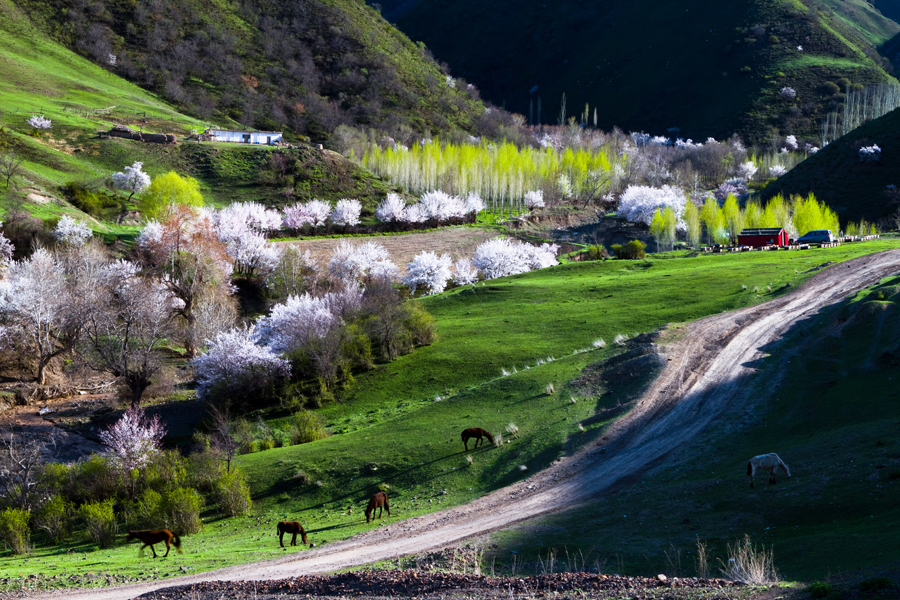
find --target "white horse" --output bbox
[747,453,791,488]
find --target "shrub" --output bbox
[160,487,204,535]
[403,302,436,347]
[70,456,121,505]
[0,508,30,554]
[144,450,188,495]
[185,447,224,493]
[35,496,69,545]
[288,411,328,445]
[718,535,778,584]
[585,245,609,260]
[215,470,252,517]
[858,577,894,593]
[611,240,646,260]
[807,581,832,598]
[61,182,120,217]
[78,500,117,548]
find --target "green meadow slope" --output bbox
[0,0,393,237]
[389,0,898,142]
[763,106,900,224]
[2,241,900,588]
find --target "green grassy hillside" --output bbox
[763,106,900,224]
[11,0,492,144]
[493,268,900,584]
[3,240,899,589]
[0,0,393,237]
[390,0,897,142]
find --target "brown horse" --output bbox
[277,521,308,547]
[124,529,181,558]
[461,427,494,451]
[365,491,390,523]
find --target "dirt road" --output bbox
[48,249,900,600]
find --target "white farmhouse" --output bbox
[204,129,283,144]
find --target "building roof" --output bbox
[206,128,283,134]
[738,228,785,235]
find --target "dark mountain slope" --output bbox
[390,0,898,142]
[763,105,900,224]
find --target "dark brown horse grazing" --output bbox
[461,427,494,451]
[365,491,390,523]
[277,521,308,547]
[124,529,181,558]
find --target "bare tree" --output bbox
[0,428,57,511]
[208,405,247,473]
[0,151,23,188]
[79,261,180,408]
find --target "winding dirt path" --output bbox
[49,249,900,600]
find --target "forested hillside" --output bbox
[387,0,899,142]
[764,105,900,224]
[11,0,509,143]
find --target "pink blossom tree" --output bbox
[100,406,166,496]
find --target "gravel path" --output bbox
[43,249,900,600]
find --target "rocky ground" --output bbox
[132,570,783,600]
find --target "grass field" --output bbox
[2,239,899,590]
[490,263,900,583]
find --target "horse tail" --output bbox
[747,461,752,476]
[173,533,182,552]
[300,527,308,545]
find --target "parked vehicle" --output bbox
[796,230,834,244]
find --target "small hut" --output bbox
[737,228,788,248]
[204,129,282,144]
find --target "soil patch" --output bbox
[279,227,499,274]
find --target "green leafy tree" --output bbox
[722,194,743,244]
[683,200,701,247]
[138,171,204,219]
[700,196,720,245]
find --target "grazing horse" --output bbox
[277,521,308,547]
[365,491,390,523]
[124,529,181,558]
[747,453,791,488]
[461,427,494,451]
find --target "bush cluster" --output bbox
[611,240,647,260]
[4,448,254,552]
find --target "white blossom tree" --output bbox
[452,257,479,285]
[769,164,788,177]
[618,185,686,226]
[52,215,92,246]
[0,248,80,384]
[0,225,14,273]
[404,251,453,295]
[859,145,881,162]
[111,162,151,202]
[331,199,362,227]
[100,406,165,497]
[375,193,407,223]
[471,238,529,280]
[738,161,758,181]
[464,192,485,216]
[26,115,51,130]
[524,190,545,208]
[327,240,397,284]
[256,293,341,354]
[402,203,427,224]
[193,325,291,403]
